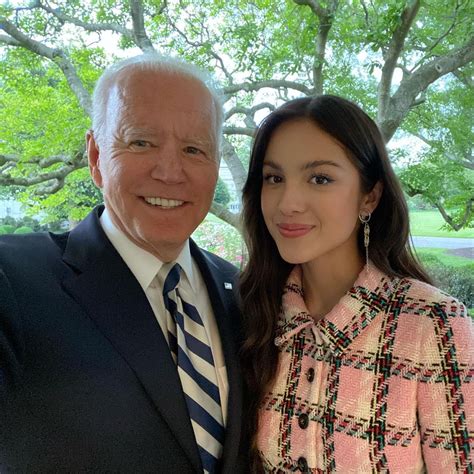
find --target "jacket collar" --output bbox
[276,264,402,355]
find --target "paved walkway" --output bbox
[412,236,473,260]
[412,236,473,249]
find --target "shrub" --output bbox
[213,178,231,206]
[13,226,34,234]
[192,220,244,268]
[421,256,474,309]
[0,225,16,235]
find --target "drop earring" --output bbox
[358,211,371,272]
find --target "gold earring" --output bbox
[358,211,371,272]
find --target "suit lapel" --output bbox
[190,242,244,472]
[61,207,201,472]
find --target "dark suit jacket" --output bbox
[0,206,246,473]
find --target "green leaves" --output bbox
[0,0,472,230]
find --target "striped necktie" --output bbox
[162,263,224,474]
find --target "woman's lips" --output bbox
[277,223,314,238]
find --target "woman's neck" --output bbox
[302,250,364,321]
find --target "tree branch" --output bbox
[411,132,474,170]
[434,198,473,231]
[166,9,234,82]
[409,0,463,70]
[377,0,420,121]
[0,17,92,116]
[379,34,474,141]
[221,138,247,194]
[293,0,326,17]
[0,33,21,46]
[453,69,474,88]
[225,102,276,121]
[223,79,311,98]
[130,0,155,52]
[404,182,473,231]
[0,149,86,169]
[36,1,133,38]
[35,178,65,195]
[0,161,85,189]
[294,0,339,94]
[210,201,241,230]
[223,126,255,137]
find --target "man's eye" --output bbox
[184,146,203,155]
[130,140,150,148]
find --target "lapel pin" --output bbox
[224,282,233,290]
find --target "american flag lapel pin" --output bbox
[224,282,233,290]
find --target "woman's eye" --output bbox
[311,175,332,185]
[263,174,282,184]
[130,140,151,148]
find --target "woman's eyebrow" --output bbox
[302,160,341,170]
[262,159,341,171]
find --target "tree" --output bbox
[399,68,473,229]
[214,178,232,207]
[1,0,473,230]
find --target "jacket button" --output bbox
[306,367,315,382]
[297,456,308,472]
[298,413,309,429]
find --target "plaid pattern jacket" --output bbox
[257,265,473,473]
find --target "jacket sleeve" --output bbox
[0,268,24,395]
[417,297,473,472]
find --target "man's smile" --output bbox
[143,196,185,208]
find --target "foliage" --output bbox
[13,225,33,234]
[213,178,231,206]
[416,247,473,268]
[192,219,244,268]
[19,168,103,224]
[0,214,64,233]
[0,224,15,235]
[0,0,473,231]
[400,156,474,228]
[419,254,474,309]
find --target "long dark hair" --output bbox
[240,95,431,471]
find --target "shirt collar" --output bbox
[100,208,196,293]
[276,264,401,354]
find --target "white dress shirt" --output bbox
[100,209,228,423]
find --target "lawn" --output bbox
[415,248,473,268]
[409,211,474,238]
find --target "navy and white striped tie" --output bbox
[162,263,224,473]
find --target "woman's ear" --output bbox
[362,181,383,214]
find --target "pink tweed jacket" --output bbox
[257,265,473,473]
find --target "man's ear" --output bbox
[362,180,383,214]
[86,130,103,188]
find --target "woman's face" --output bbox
[261,119,375,266]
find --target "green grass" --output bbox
[410,211,474,238]
[416,248,474,268]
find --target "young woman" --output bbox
[240,95,473,473]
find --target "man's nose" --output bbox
[150,143,186,183]
[277,183,307,215]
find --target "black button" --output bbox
[306,367,315,382]
[298,413,309,429]
[297,456,308,472]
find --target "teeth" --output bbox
[144,197,184,208]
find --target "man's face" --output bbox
[87,70,219,261]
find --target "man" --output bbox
[0,54,246,472]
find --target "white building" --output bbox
[0,199,24,220]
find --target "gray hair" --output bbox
[91,53,224,155]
